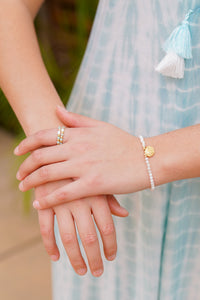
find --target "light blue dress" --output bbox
[52,1,200,299]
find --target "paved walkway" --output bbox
[0,129,51,300]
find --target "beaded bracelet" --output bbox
[138,135,155,191]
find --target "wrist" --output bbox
[144,135,168,187]
[128,136,152,192]
[145,133,181,187]
[23,102,66,136]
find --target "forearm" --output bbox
[0,0,65,136]
[147,124,200,186]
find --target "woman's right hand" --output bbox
[35,179,129,277]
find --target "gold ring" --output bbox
[57,126,65,145]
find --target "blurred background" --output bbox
[0,0,98,299]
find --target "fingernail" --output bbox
[121,207,129,213]
[33,200,41,209]
[118,206,129,215]
[77,268,87,276]
[107,254,116,261]
[93,269,103,277]
[14,146,19,155]
[16,171,21,180]
[19,181,24,191]
[51,255,59,261]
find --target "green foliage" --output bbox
[0,90,22,135]
[76,0,98,52]
[39,42,69,105]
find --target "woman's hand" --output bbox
[35,179,128,277]
[15,106,150,209]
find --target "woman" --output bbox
[1,0,200,299]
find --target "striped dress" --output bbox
[52,1,200,299]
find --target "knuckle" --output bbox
[45,245,56,255]
[94,195,105,201]
[36,130,45,142]
[23,175,30,186]
[86,175,96,187]
[37,185,48,197]
[82,233,98,246]
[62,233,76,246]
[101,223,115,236]
[70,142,79,152]
[77,143,91,153]
[71,200,84,211]
[82,143,91,152]
[57,190,68,201]
[40,226,53,239]
[86,173,102,188]
[32,150,43,163]
[38,166,49,179]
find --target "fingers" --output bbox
[107,195,129,217]
[14,128,69,156]
[14,109,104,157]
[70,201,104,277]
[91,197,117,261]
[56,106,103,128]
[55,205,87,276]
[33,179,92,209]
[17,144,68,181]
[38,209,60,261]
[19,161,78,192]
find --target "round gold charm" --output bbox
[144,146,155,158]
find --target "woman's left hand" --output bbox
[15,106,151,209]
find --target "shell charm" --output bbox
[144,146,155,158]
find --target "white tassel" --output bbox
[155,52,185,79]
[155,9,199,79]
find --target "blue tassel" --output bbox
[155,9,200,79]
[163,10,193,59]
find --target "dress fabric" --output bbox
[52,1,200,299]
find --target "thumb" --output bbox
[107,195,129,218]
[56,105,102,128]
